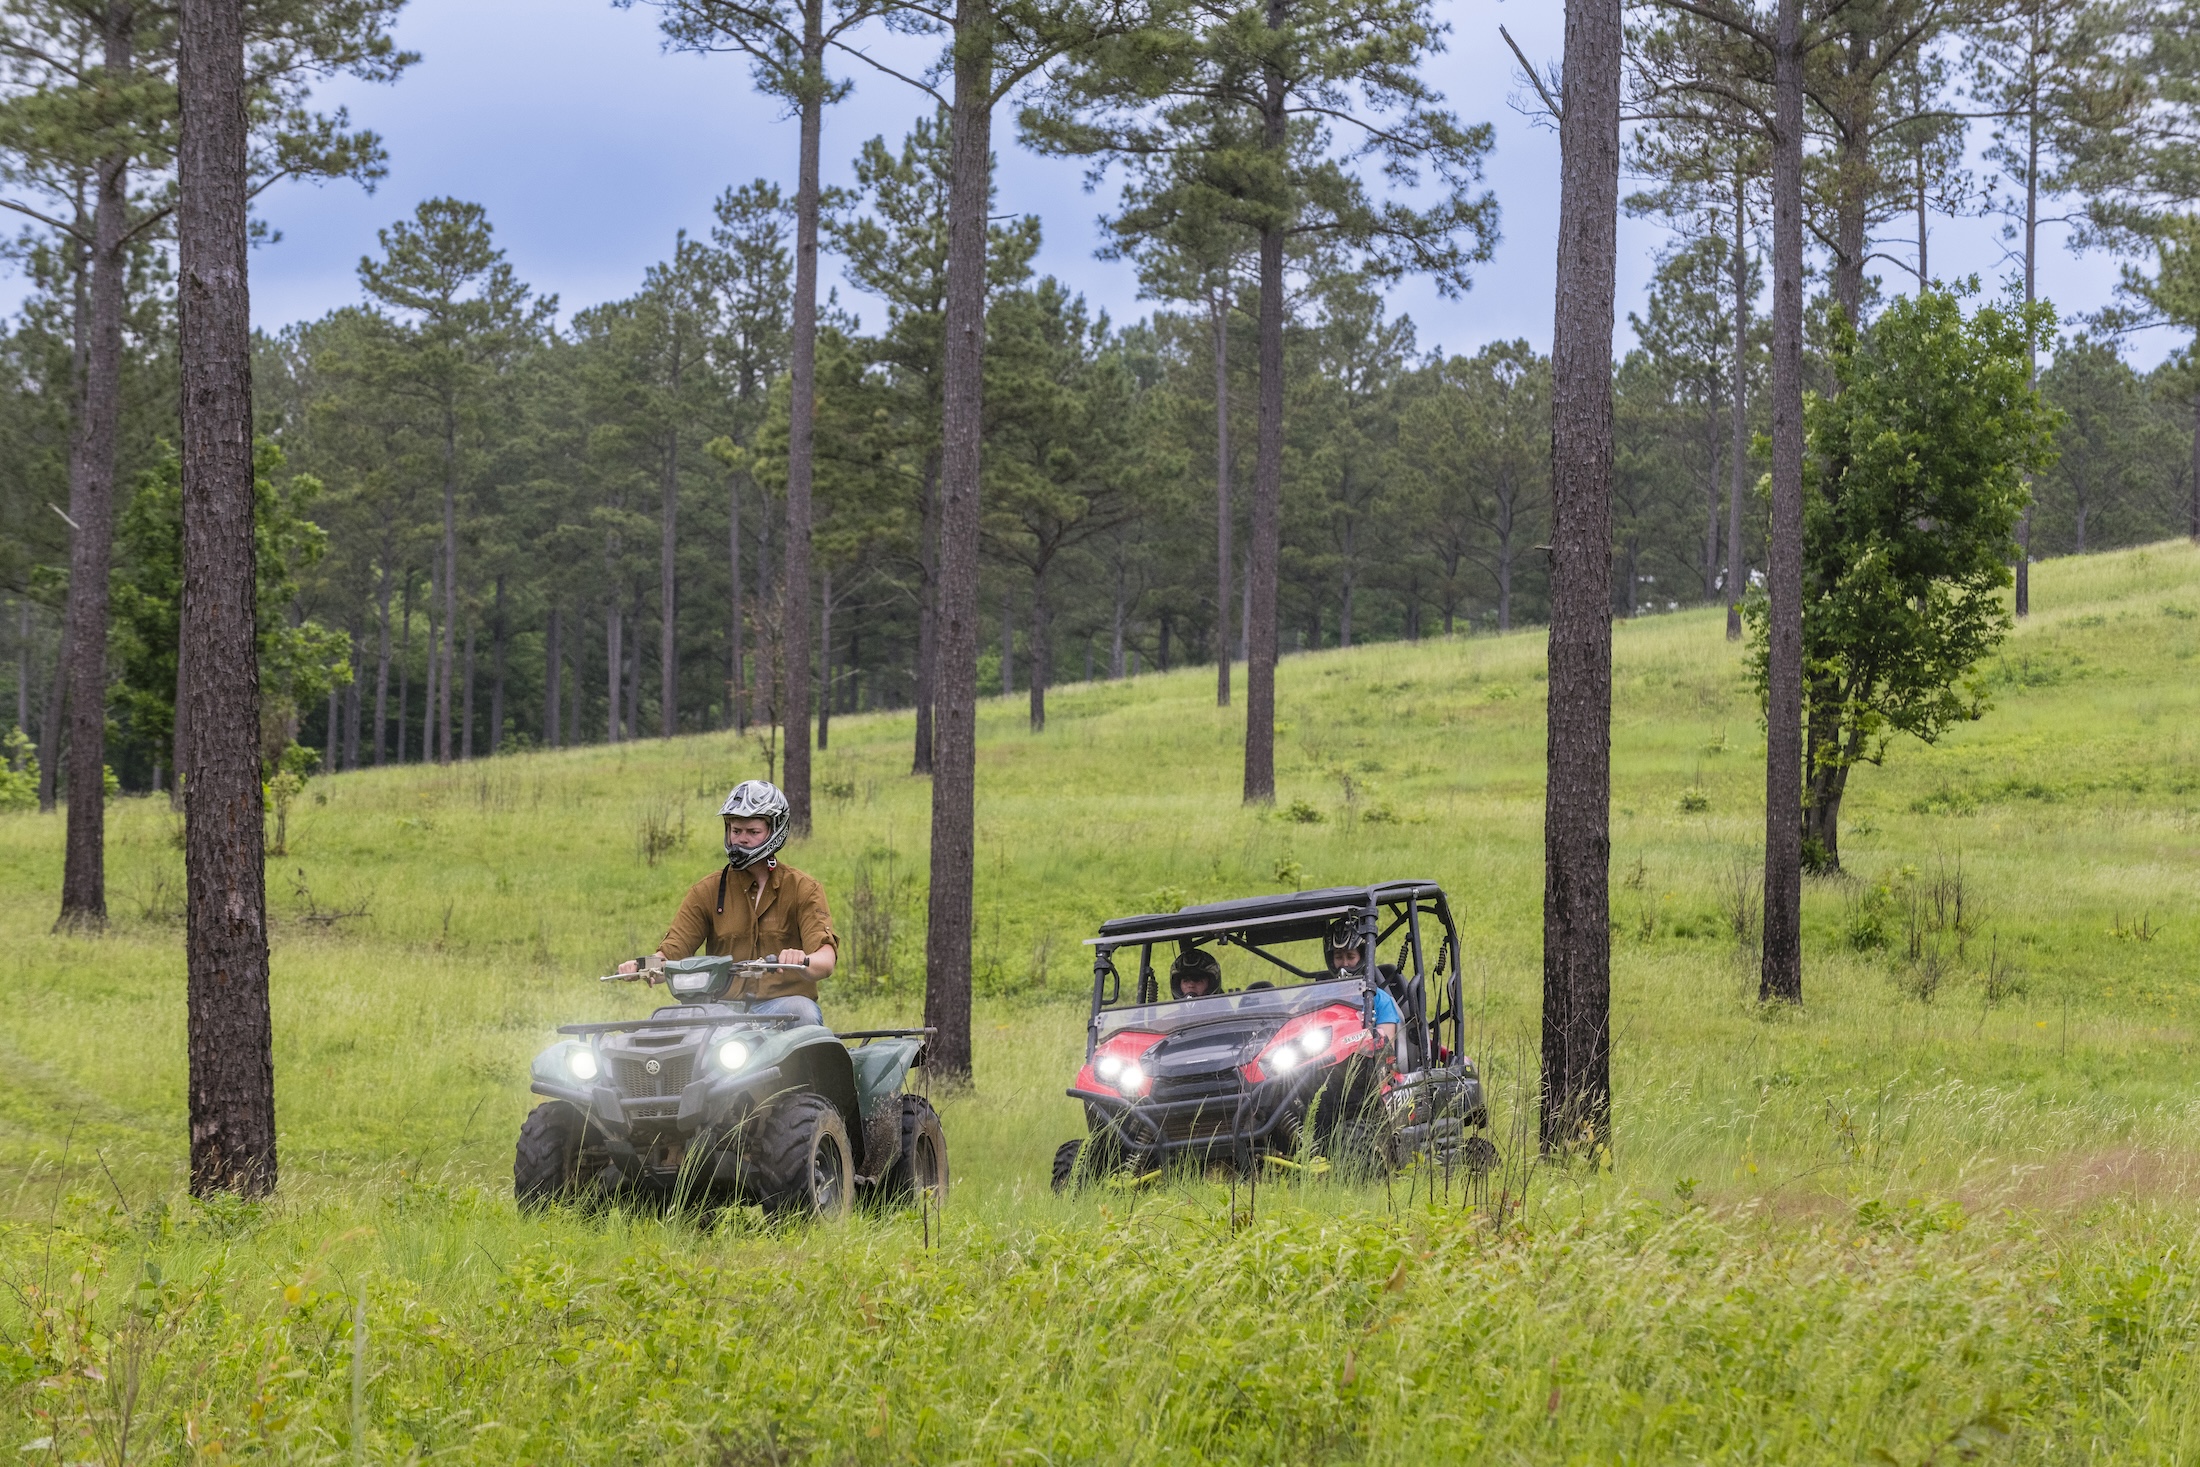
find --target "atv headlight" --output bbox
[567,1047,599,1082]
[717,1039,751,1072]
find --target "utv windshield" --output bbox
[1091,927,1384,1034]
[1098,976,1369,1040]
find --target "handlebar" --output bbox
[597,958,811,984]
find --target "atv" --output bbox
[517,956,947,1217]
[1052,882,1494,1189]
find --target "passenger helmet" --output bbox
[719,780,791,869]
[1170,947,1223,1000]
[1325,917,1368,973]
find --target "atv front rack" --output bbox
[558,1012,804,1036]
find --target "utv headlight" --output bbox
[717,1039,751,1072]
[567,1048,599,1082]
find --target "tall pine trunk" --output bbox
[1243,213,1284,802]
[57,12,133,927]
[912,453,938,773]
[1541,0,1619,1155]
[924,5,990,1081]
[180,0,276,1196]
[1761,0,1807,1005]
[661,432,679,738]
[438,408,456,764]
[1727,162,1750,642]
[1213,290,1232,707]
[729,473,745,731]
[781,1,825,833]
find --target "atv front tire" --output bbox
[880,1095,949,1208]
[514,1101,598,1210]
[744,1093,854,1218]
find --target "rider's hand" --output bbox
[777,947,809,972]
[616,959,639,975]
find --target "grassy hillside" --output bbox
[3,542,2199,1462]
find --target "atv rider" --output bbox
[1324,919,1402,1056]
[617,780,838,1026]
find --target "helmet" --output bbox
[719,780,790,869]
[1170,947,1222,1000]
[1325,917,1367,972]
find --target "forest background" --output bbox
[6,0,2200,797]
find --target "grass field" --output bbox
[5,542,2200,1463]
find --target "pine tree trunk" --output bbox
[1540,0,1619,1156]
[1213,290,1232,708]
[461,615,476,760]
[1243,215,1283,804]
[180,0,275,1196]
[57,14,133,926]
[729,473,744,731]
[396,581,410,762]
[661,432,679,739]
[782,7,825,834]
[490,575,506,754]
[912,454,938,773]
[438,410,457,765]
[818,566,833,751]
[423,602,439,758]
[544,606,561,748]
[606,602,622,743]
[1761,0,1807,1005]
[373,564,392,765]
[37,623,63,811]
[1000,596,1014,695]
[924,2,990,1082]
[1029,566,1048,733]
[1727,165,1750,642]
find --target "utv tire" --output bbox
[514,1101,597,1210]
[1051,1134,1124,1193]
[744,1093,854,1218]
[880,1095,950,1208]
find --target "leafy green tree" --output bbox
[1745,289,2057,871]
[2033,336,2181,552]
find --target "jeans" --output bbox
[741,995,823,1027]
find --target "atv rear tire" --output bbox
[514,1101,598,1209]
[880,1095,949,1208]
[744,1093,853,1218]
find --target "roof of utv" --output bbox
[1092,881,1444,949]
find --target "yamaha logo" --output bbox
[644,1059,661,1075]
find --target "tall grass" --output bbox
[4,542,2200,1461]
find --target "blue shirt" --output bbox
[1372,989,1401,1027]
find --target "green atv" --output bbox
[516,956,947,1217]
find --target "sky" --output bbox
[85,0,2197,366]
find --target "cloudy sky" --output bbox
[211,0,2174,364]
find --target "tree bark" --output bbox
[489,575,506,753]
[729,473,745,731]
[1761,0,1807,1006]
[661,430,679,739]
[1213,288,1233,707]
[544,606,561,749]
[1243,219,1284,804]
[180,0,275,1196]
[57,9,133,928]
[461,614,476,759]
[38,621,64,811]
[2017,43,2040,613]
[1727,160,1750,642]
[1000,594,1014,695]
[911,453,938,773]
[781,0,825,833]
[1540,0,1619,1157]
[606,600,622,742]
[924,3,990,1082]
[438,408,456,765]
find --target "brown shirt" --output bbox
[658,860,838,1001]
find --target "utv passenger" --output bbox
[1169,947,1223,1000]
[617,779,837,1026]
[1324,919,1401,1055]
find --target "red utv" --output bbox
[1051,882,1494,1188]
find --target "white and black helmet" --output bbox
[719,779,791,869]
